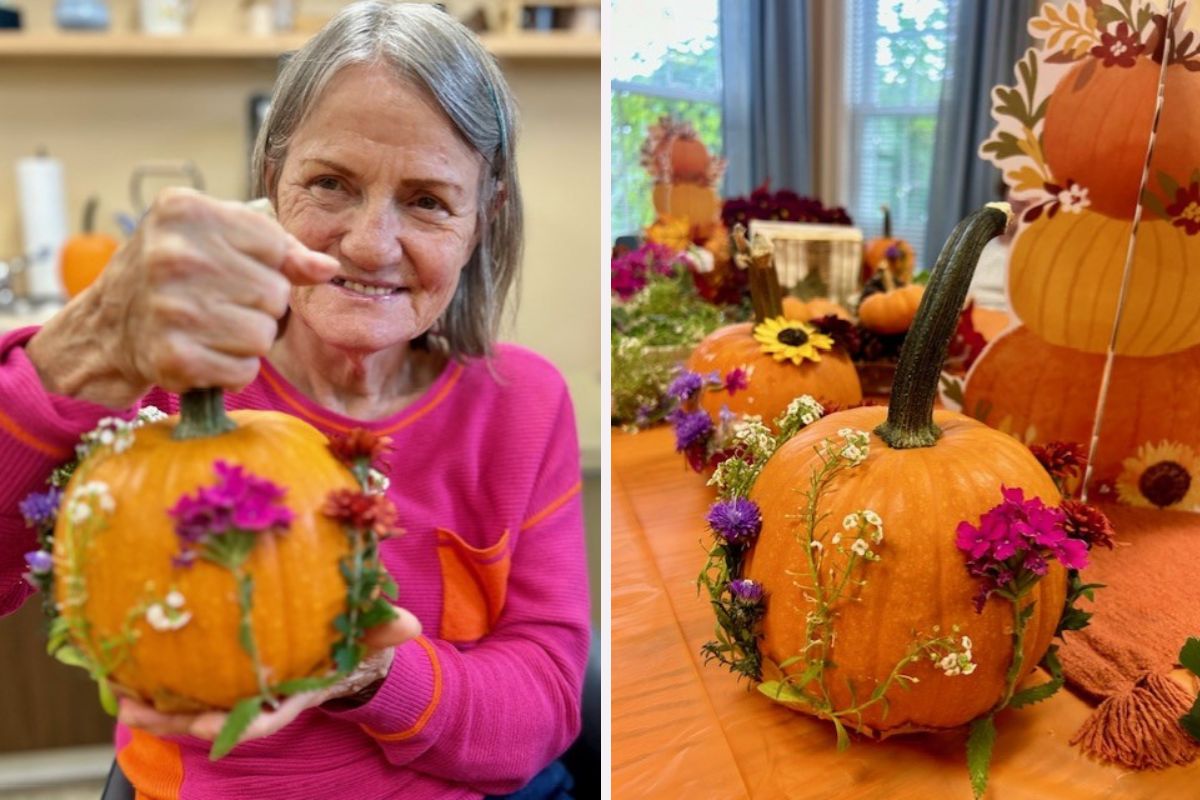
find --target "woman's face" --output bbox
[273,63,485,355]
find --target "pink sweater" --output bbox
[0,327,589,799]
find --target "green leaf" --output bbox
[359,601,398,630]
[98,680,118,716]
[777,655,805,670]
[1181,700,1200,743]
[832,716,850,752]
[333,640,363,674]
[1180,637,1200,677]
[54,644,90,669]
[967,715,997,800]
[1009,676,1063,709]
[210,696,263,761]
[757,681,807,705]
[273,675,338,696]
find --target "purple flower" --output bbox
[728,578,763,603]
[668,408,713,452]
[19,488,62,529]
[667,371,705,402]
[723,368,750,396]
[707,498,762,545]
[169,461,293,561]
[24,550,53,574]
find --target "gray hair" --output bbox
[252,1,522,359]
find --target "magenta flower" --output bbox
[956,486,1091,612]
[723,368,750,396]
[169,461,293,566]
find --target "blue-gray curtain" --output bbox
[924,0,1032,255]
[720,0,812,198]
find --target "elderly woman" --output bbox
[0,3,589,798]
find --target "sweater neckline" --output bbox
[256,355,464,437]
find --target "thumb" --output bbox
[362,608,422,650]
[278,234,339,285]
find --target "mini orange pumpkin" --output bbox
[858,282,925,335]
[744,205,1065,734]
[60,196,120,298]
[782,296,853,322]
[52,390,360,712]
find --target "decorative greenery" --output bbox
[611,267,727,428]
[1179,637,1200,742]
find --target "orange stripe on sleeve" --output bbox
[520,481,582,532]
[0,406,70,460]
[117,729,184,800]
[360,636,443,742]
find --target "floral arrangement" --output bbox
[722,181,853,229]
[20,414,400,759]
[698,417,1114,797]
[611,260,728,428]
[611,240,693,300]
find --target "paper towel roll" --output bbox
[16,153,67,301]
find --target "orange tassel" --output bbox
[1071,672,1199,770]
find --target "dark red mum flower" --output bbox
[323,489,402,539]
[328,429,392,468]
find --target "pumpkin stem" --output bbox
[82,196,99,234]
[875,203,1011,449]
[733,224,784,323]
[881,204,891,238]
[173,388,237,440]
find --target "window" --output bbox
[610,0,722,239]
[846,0,956,263]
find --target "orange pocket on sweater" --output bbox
[436,527,512,644]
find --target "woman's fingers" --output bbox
[362,607,423,650]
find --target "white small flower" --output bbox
[837,427,853,438]
[962,662,977,676]
[831,532,842,545]
[145,601,191,632]
[869,525,884,545]
[938,653,958,673]
[137,406,168,425]
[165,591,186,609]
[800,413,815,425]
[810,540,823,551]
[961,636,972,651]
[842,513,858,530]
[863,510,881,526]
[366,468,391,495]
[842,444,863,463]
[98,429,114,446]
[851,538,870,557]
[67,501,92,524]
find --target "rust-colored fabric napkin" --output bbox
[1058,502,1200,769]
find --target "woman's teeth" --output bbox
[335,278,397,296]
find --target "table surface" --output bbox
[611,425,1200,800]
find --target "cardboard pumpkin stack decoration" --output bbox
[21,389,400,758]
[641,116,727,243]
[970,0,1200,509]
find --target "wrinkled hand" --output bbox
[29,187,339,407]
[117,611,421,745]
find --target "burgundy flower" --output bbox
[328,429,392,469]
[1060,499,1115,550]
[323,489,402,539]
[1029,441,1087,484]
[1166,181,1200,236]
[1091,23,1145,68]
[809,315,860,355]
[723,368,750,396]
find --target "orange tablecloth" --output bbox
[612,425,1200,799]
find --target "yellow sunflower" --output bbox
[1116,440,1200,510]
[753,317,834,365]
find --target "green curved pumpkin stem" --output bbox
[173,388,237,440]
[875,203,1011,449]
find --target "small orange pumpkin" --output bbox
[651,183,721,240]
[782,296,853,322]
[744,204,1065,735]
[858,283,925,335]
[61,196,120,298]
[861,205,915,284]
[1042,58,1200,219]
[52,390,359,712]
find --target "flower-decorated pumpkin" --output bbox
[685,228,862,430]
[26,390,399,757]
[861,205,915,285]
[743,205,1067,734]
